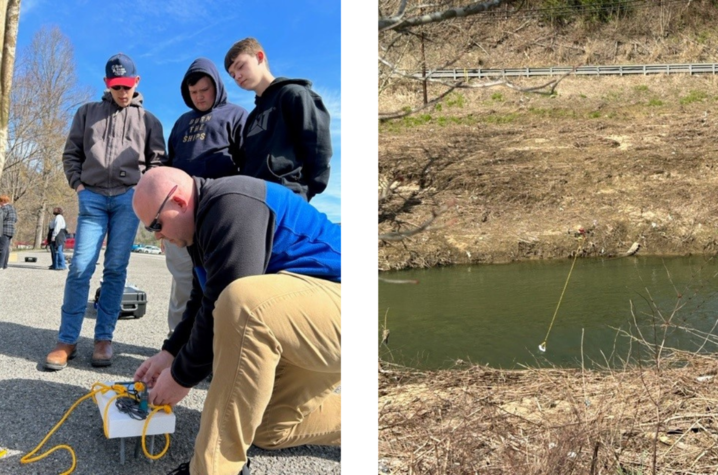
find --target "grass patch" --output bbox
[680,90,708,105]
[482,113,518,124]
[491,92,504,102]
[633,85,649,93]
[588,111,602,118]
[604,90,623,102]
[380,112,481,133]
[445,93,466,108]
[442,115,478,127]
[647,98,664,107]
[402,114,432,127]
[528,107,576,119]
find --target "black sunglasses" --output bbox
[110,85,132,91]
[145,185,178,233]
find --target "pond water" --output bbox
[378,256,718,369]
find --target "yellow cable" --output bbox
[21,381,172,474]
[540,238,584,352]
[20,390,99,474]
[98,382,172,459]
[141,405,172,459]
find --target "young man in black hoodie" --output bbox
[224,37,332,202]
[162,58,248,334]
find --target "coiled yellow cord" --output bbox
[20,381,172,474]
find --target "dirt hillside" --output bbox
[379,2,718,271]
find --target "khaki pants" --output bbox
[190,272,341,475]
[164,240,194,332]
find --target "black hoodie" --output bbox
[240,77,332,201]
[166,58,248,178]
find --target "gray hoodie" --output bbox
[63,91,166,196]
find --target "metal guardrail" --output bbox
[412,63,718,80]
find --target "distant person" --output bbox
[132,167,340,475]
[162,57,248,334]
[45,53,166,371]
[224,37,332,201]
[0,195,17,270]
[48,207,68,271]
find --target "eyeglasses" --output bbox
[110,85,132,91]
[145,185,178,233]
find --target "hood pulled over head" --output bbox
[181,58,227,111]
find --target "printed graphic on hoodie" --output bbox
[246,108,274,137]
[183,114,212,142]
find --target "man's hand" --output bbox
[134,350,174,388]
[76,184,85,192]
[148,368,190,406]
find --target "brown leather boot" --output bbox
[91,340,113,367]
[45,342,77,371]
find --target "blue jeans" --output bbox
[0,235,10,269]
[58,188,138,343]
[54,243,67,270]
[50,241,57,268]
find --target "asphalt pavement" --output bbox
[0,249,340,474]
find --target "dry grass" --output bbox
[379,347,718,474]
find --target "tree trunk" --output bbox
[33,172,50,248]
[0,0,22,183]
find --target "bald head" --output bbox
[134,167,196,247]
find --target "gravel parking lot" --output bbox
[0,249,340,474]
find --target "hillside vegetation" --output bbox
[379,0,718,270]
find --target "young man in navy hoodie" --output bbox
[163,58,248,333]
[223,37,332,202]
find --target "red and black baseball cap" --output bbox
[105,53,138,88]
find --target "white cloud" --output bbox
[311,188,341,223]
[313,86,341,139]
[20,0,43,15]
[313,86,341,121]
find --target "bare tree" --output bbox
[378,0,572,120]
[379,0,508,31]
[0,0,21,183]
[1,27,92,247]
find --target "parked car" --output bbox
[139,245,162,255]
[42,233,76,250]
[14,241,32,250]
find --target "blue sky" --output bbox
[15,0,341,222]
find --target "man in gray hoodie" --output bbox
[45,53,166,371]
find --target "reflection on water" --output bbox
[379,256,718,369]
